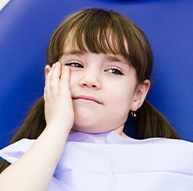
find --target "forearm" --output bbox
[0,123,70,191]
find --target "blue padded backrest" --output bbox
[0,0,193,148]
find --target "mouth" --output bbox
[72,95,102,104]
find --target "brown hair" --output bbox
[0,8,179,173]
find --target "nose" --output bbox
[79,71,101,89]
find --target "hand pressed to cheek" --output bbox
[44,62,74,130]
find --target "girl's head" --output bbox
[45,8,152,133]
[47,8,153,84]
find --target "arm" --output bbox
[0,62,74,191]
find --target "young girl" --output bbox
[0,8,192,191]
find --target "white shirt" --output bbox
[1,131,193,190]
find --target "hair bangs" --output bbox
[63,12,131,61]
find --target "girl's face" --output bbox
[59,50,150,134]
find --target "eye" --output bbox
[105,68,123,75]
[65,62,83,68]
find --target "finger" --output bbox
[44,64,53,97]
[59,65,71,95]
[61,63,66,75]
[61,65,70,81]
[49,62,62,94]
[44,62,59,97]
[45,65,51,78]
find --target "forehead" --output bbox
[61,34,132,68]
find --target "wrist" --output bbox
[45,121,72,137]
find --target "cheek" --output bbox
[112,86,136,111]
[108,88,134,109]
[112,81,136,100]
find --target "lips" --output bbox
[72,95,102,104]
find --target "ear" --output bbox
[45,65,51,78]
[130,80,150,111]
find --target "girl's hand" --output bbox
[44,62,74,131]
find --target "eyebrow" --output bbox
[106,55,130,66]
[107,56,122,62]
[63,49,84,55]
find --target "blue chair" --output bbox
[0,0,193,148]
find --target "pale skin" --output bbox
[0,52,150,190]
